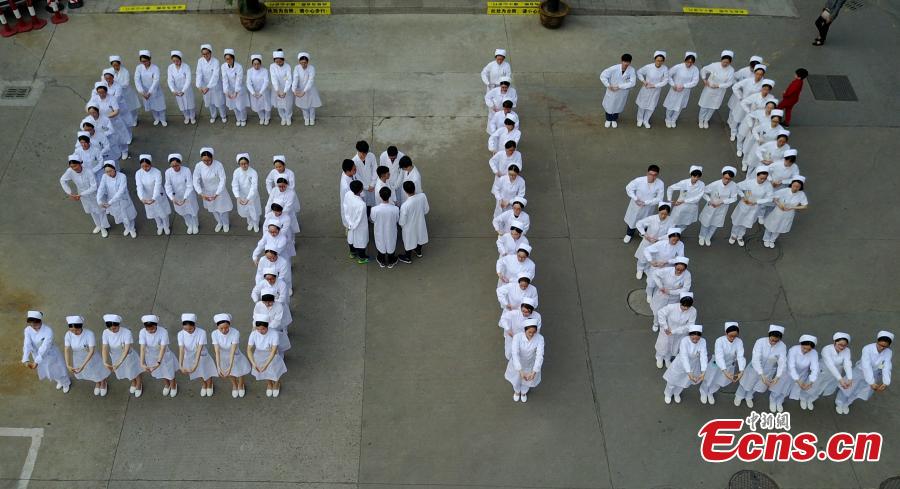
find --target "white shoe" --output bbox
[636,270,643,279]
[247,223,253,231]
[736,151,743,158]
[222,118,227,124]
[699,122,704,129]
[729,133,736,142]
[92,226,101,234]
[611,121,618,128]
[807,401,814,411]
[708,394,716,405]
[664,394,672,404]
[704,237,711,246]
[222,224,229,233]
[704,121,710,129]
[259,118,264,125]
[62,384,70,393]
[252,225,259,233]
[513,393,520,402]
[737,238,744,247]
[604,121,611,128]
[157,228,163,236]
[134,389,142,398]
[286,119,292,126]
[636,121,643,127]
[777,402,783,413]
[214,223,222,232]
[769,400,777,412]
[208,384,214,397]
[800,399,807,410]
[652,324,659,332]
[700,393,707,404]
[646,295,652,304]
[94,387,101,396]
[266,388,273,397]
[100,228,108,238]
[519,393,527,402]
[757,216,764,225]
[190,118,196,124]
[746,399,754,408]
[741,163,748,171]
[656,358,663,369]
[164,227,170,235]
[843,405,850,414]
[728,237,736,245]
[304,118,310,126]
[264,118,270,125]
[163,386,171,396]
[129,230,136,239]
[674,394,681,404]
[310,119,315,125]
[671,122,677,128]
[184,118,190,124]
[272,388,280,398]
[169,386,178,398]
[734,397,742,407]
[644,123,651,129]
[236,120,242,127]
[239,388,245,398]
[232,389,239,398]
[100,387,108,397]
[280,119,286,126]
[698,237,705,246]
[160,120,167,127]
[210,118,216,124]
[129,385,135,393]
[153,120,160,126]
[623,235,632,244]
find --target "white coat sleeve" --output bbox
[883,352,892,385]
[214,165,227,196]
[625,178,638,200]
[192,167,204,195]
[133,68,144,93]
[496,284,509,308]
[180,65,192,93]
[135,174,148,201]
[148,67,160,94]
[645,183,663,207]
[251,237,266,261]
[422,194,429,215]
[808,354,819,383]
[250,282,261,302]
[861,348,876,385]
[480,63,491,86]
[635,216,651,237]
[823,350,843,381]
[491,178,502,200]
[484,90,495,109]
[736,341,747,371]
[656,307,669,332]
[533,338,545,373]
[842,352,853,380]
[751,340,765,376]
[699,341,708,372]
[302,66,315,92]
[96,179,107,205]
[620,68,636,90]
[110,176,128,203]
[511,338,523,371]
[167,66,177,93]
[59,170,73,194]
[246,70,255,94]
[678,338,692,371]
[35,328,53,363]
[247,172,258,201]
[774,348,786,379]
[700,65,711,82]
[21,332,32,362]
[720,70,736,90]
[715,339,728,372]
[788,350,801,381]
[599,66,612,88]
[207,61,221,90]
[195,62,205,90]
[231,171,242,199]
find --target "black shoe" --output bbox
[398,255,412,264]
[387,259,396,269]
[376,256,385,268]
[415,250,423,258]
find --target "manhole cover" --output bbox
[1,86,31,99]
[807,74,858,101]
[729,470,780,489]
[745,235,782,264]
[881,476,900,489]
[627,288,653,317]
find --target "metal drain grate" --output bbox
[807,75,858,102]
[845,0,864,10]
[880,476,900,489]
[1,86,31,99]
[729,470,780,489]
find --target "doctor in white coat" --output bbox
[663,325,707,404]
[697,166,738,246]
[221,48,250,126]
[164,154,200,234]
[97,162,138,238]
[135,154,172,235]
[623,164,664,243]
[292,52,322,126]
[193,147,234,232]
[662,52,700,128]
[371,186,400,268]
[634,51,668,129]
[167,50,196,124]
[697,50,735,128]
[232,153,262,232]
[343,180,369,264]
[22,311,71,393]
[134,50,167,126]
[398,181,430,263]
[481,48,512,93]
[599,53,636,128]
[61,156,110,237]
[196,44,227,124]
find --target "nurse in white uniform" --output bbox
[662,52,700,128]
[101,314,143,397]
[504,320,544,403]
[735,324,787,409]
[500,298,542,360]
[165,153,201,234]
[221,48,250,126]
[97,162,138,238]
[696,50,735,128]
[762,176,808,248]
[138,314,179,398]
[496,245,535,287]
[193,147,233,232]
[633,202,671,280]
[211,313,252,399]
[109,55,140,127]
[810,332,853,414]
[196,44,227,124]
[61,155,110,237]
[135,154,173,235]
[634,51,668,129]
[134,50,167,126]
[22,311,71,393]
[292,52,322,126]
[697,166,739,246]
[248,314,288,398]
[780,335,820,411]
[649,256,691,332]
[654,292,696,368]
[63,315,110,396]
[728,167,773,246]
[269,50,294,125]
[700,322,745,405]
[246,54,272,125]
[177,313,218,397]
[837,331,893,414]
[232,153,262,232]
[666,166,705,230]
[481,48,512,93]
[663,324,707,404]
[166,50,196,124]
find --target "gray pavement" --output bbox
[1,2,900,489]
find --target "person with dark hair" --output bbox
[727,63,767,140]
[663,324,707,404]
[748,129,790,175]
[74,131,106,177]
[232,153,261,233]
[697,50,735,129]
[736,79,776,158]
[76,121,112,166]
[135,154,172,236]
[813,0,847,46]
[778,335,820,411]
[489,140,523,183]
[342,180,369,264]
[251,268,289,304]
[221,48,250,127]
[735,324,787,409]
[177,313,217,397]
[650,256,690,333]
[138,314,178,398]
[493,196,529,235]
[485,77,518,123]
[397,156,422,206]
[727,56,763,115]
[248,314,287,397]
[254,248,292,290]
[292,51,322,126]
[728,167,773,247]
[623,164,664,243]
[353,140,377,207]
[167,50,197,125]
[22,311,71,393]
[246,53,272,125]
[837,331,893,413]
[496,272,538,312]
[654,292,697,369]
[642,228,684,301]
[252,220,291,262]
[599,53,636,128]
[739,105,782,167]
[496,220,529,258]
[633,202,672,280]
[767,149,799,192]
[700,322,745,405]
[504,320,544,403]
[164,153,200,234]
[487,98,519,135]
[374,166,394,205]
[134,50,167,126]
[265,175,300,233]
[108,55,140,128]
[211,313,251,399]
[488,115,521,153]
[97,162,138,238]
[662,52,700,128]
[196,44,227,125]
[252,290,291,351]
[762,176,808,248]
[339,158,357,211]
[496,245,535,287]
[61,155,110,237]
[398,181,429,263]
[64,315,110,396]
[379,146,405,194]
[777,68,809,126]
[90,81,132,148]
[697,166,739,247]
[635,50,669,129]
[481,48,512,93]
[101,313,142,397]
[666,165,704,230]
[500,297,542,360]
[810,332,852,413]
[371,186,400,268]
[269,50,294,126]
[192,146,233,233]
[492,165,525,217]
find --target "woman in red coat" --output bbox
[777,68,808,126]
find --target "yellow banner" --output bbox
[487,1,539,15]
[265,1,331,14]
[118,3,186,11]
[682,6,748,15]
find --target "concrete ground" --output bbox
[1,1,899,488]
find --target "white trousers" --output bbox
[698,107,717,123]
[636,108,654,125]
[90,211,111,230]
[301,107,316,122]
[277,107,293,122]
[665,109,682,123]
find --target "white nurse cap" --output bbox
[26,310,43,320]
[722,166,737,175]
[223,48,235,56]
[273,155,286,163]
[720,50,734,58]
[103,314,122,323]
[770,109,784,118]
[494,48,507,57]
[272,50,285,59]
[141,314,159,324]
[876,330,895,341]
[109,55,122,63]
[523,317,539,327]
[833,331,850,342]
[521,296,536,307]
[689,324,703,334]
[653,50,666,59]
[783,149,798,157]
[139,50,151,58]
[689,165,703,173]
[236,152,250,162]
[66,315,85,324]
[200,44,213,52]
[517,243,532,254]
[799,334,817,345]
[168,153,182,162]
[139,154,152,162]
[200,147,215,156]
[181,313,197,323]
[679,291,693,299]
[170,50,183,58]
[253,313,270,323]
[749,55,763,63]
[755,64,767,72]
[768,324,785,334]
[214,313,232,324]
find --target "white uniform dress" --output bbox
[599,63,636,115]
[504,332,545,393]
[650,267,691,326]
[642,239,684,298]
[138,326,178,380]
[134,63,166,113]
[780,346,820,403]
[500,311,542,360]
[167,62,196,117]
[698,179,739,230]
[739,338,787,394]
[193,160,234,213]
[655,304,696,361]
[221,61,249,119]
[177,328,218,381]
[635,63,669,125]
[111,65,140,127]
[165,166,200,219]
[496,282,538,311]
[269,62,294,120]
[663,63,700,122]
[248,329,287,381]
[840,343,892,404]
[810,344,852,400]
[623,176,665,229]
[232,166,262,225]
[60,166,108,230]
[763,188,807,234]
[292,63,322,110]
[496,232,529,257]
[701,335,746,396]
[399,193,430,251]
[730,178,773,233]
[496,255,536,287]
[485,87,518,125]
[697,62,736,110]
[634,214,672,272]
[89,93,132,145]
[246,66,272,115]
[663,336,708,389]
[728,77,764,134]
[196,56,226,118]
[135,166,172,224]
[265,187,300,232]
[65,329,110,383]
[211,328,252,377]
[481,59,512,92]
[252,302,291,351]
[103,327,142,380]
[493,208,530,235]
[488,126,521,153]
[97,172,138,226]
[491,175,525,217]
[667,178,705,227]
[23,325,70,386]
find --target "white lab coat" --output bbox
[74,131,110,167]
[378,151,405,193]
[810,344,853,399]
[269,62,294,109]
[481,60,511,90]
[667,178,705,227]
[134,63,166,111]
[193,160,234,213]
[650,267,691,319]
[497,232,529,257]
[599,63,636,114]
[698,179,739,228]
[65,329,110,382]
[135,167,172,220]
[496,282,538,311]
[60,167,102,215]
[844,343,892,402]
[493,208,530,235]
[97,172,137,224]
[500,310,542,360]
[232,167,262,220]
[342,191,368,249]
[266,167,297,194]
[291,64,322,109]
[196,57,225,108]
[22,325,69,386]
[374,179,395,205]
[635,63,669,109]
[252,231,291,261]
[371,202,400,254]
[102,327,142,380]
[177,328,218,380]
[730,179,773,228]
[398,166,423,206]
[492,174,526,217]
[221,61,250,111]
[663,336,708,388]
[496,255,536,286]
[764,188,807,234]
[167,62,196,111]
[739,337,787,393]
[353,152,378,206]
[663,63,700,111]
[702,335,746,393]
[623,176,665,227]
[164,166,200,217]
[504,332,544,388]
[697,62,736,109]
[489,150,523,182]
[485,86,518,112]
[246,67,272,112]
[399,193,429,250]
[654,304,696,359]
[634,214,672,262]
[488,109,520,135]
[138,326,178,380]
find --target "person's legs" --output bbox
[308,107,316,124]
[782,104,794,125]
[815,14,830,42]
[625,226,637,237]
[731,224,747,239]
[415,244,423,257]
